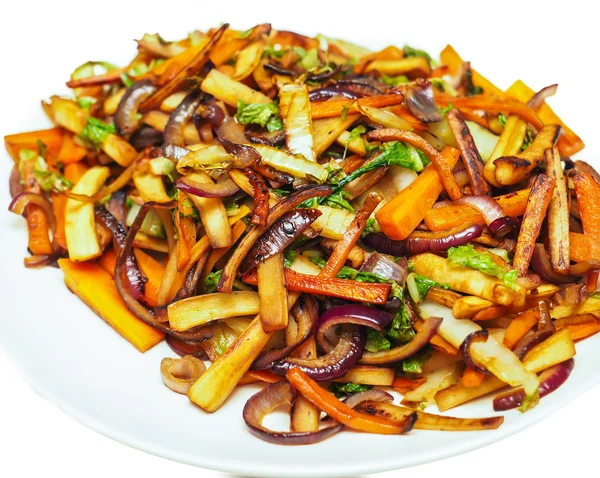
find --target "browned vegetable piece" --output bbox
[546,147,570,274]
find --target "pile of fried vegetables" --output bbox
[6,23,600,444]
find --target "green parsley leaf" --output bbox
[402,349,430,374]
[439,103,454,116]
[237,27,253,39]
[263,45,286,58]
[79,117,116,146]
[236,101,283,132]
[498,114,507,127]
[388,298,416,344]
[204,270,223,294]
[430,78,447,92]
[283,250,297,268]
[36,139,47,158]
[292,46,307,59]
[323,190,355,213]
[447,244,519,290]
[77,96,97,111]
[329,382,371,399]
[408,273,449,303]
[403,45,435,65]
[271,188,291,197]
[309,257,391,283]
[365,329,391,353]
[521,129,535,151]
[341,104,350,121]
[360,218,380,238]
[381,74,410,86]
[120,72,134,87]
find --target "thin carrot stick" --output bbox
[460,367,485,388]
[503,310,540,349]
[310,94,404,120]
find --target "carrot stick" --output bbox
[310,94,404,120]
[368,129,463,201]
[134,248,165,308]
[4,127,65,162]
[242,268,391,304]
[471,306,510,322]
[557,323,600,341]
[98,248,118,276]
[64,162,89,183]
[392,376,427,394]
[503,310,540,349]
[57,132,88,164]
[424,188,531,232]
[239,370,281,385]
[175,191,197,271]
[375,146,461,239]
[506,79,584,157]
[286,368,415,434]
[513,175,555,276]
[439,45,507,98]
[460,367,485,388]
[569,232,600,263]
[435,93,544,131]
[573,174,600,236]
[321,193,382,278]
[587,271,599,293]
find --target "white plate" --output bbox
[1,2,599,477]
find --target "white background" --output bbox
[1,1,599,477]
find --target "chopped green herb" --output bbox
[204,270,223,293]
[309,257,390,283]
[236,101,283,132]
[344,125,367,159]
[440,103,454,116]
[120,72,134,87]
[402,349,430,374]
[323,190,355,212]
[299,48,320,71]
[237,27,253,39]
[32,155,73,193]
[341,104,350,121]
[498,113,507,127]
[263,45,287,58]
[521,129,535,151]
[381,74,410,86]
[413,274,449,300]
[447,244,519,290]
[271,188,291,196]
[79,117,116,146]
[36,139,47,158]
[389,297,416,344]
[283,249,297,268]
[360,218,380,238]
[292,46,307,59]
[403,45,435,65]
[430,78,447,92]
[77,96,97,111]
[365,329,391,353]
[329,382,371,399]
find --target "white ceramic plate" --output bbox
[1,2,599,477]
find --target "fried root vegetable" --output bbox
[65,166,110,261]
[368,129,462,200]
[452,295,498,320]
[279,83,315,162]
[167,291,260,331]
[201,68,271,106]
[506,79,584,157]
[321,192,382,278]
[186,173,232,248]
[513,174,556,276]
[493,125,561,186]
[420,301,539,398]
[375,146,461,240]
[320,238,365,269]
[242,268,391,304]
[219,185,331,292]
[332,366,396,386]
[446,109,490,196]
[313,116,358,156]
[435,328,575,411]
[244,167,269,226]
[287,368,416,435]
[546,147,570,274]
[58,259,165,352]
[312,205,355,240]
[569,232,600,263]
[258,254,288,332]
[161,355,206,394]
[503,310,540,350]
[425,188,530,232]
[242,380,343,445]
[484,115,527,186]
[573,174,600,236]
[139,25,228,112]
[310,93,404,120]
[412,253,520,306]
[356,401,503,431]
[115,80,157,135]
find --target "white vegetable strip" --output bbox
[279,84,316,161]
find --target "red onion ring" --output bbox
[95,206,146,300]
[360,316,443,365]
[243,380,343,445]
[166,335,209,360]
[24,252,62,268]
[512,329,554,360]
[493,359,574,411]
[453,196,517,237]
[252,295,319,370]
[164,90,203,147]
[115,79,157,135]
[527,84,558,110]
[403,79,442,123]
[162,143,190,161]
[8,192,56,235]
[129,125,163,151]
[245,129,286,147]
[309,86,363,102]
[461,330,491,375]
[271,325,366,381]
[107,189,128,228]
[176,176,240,198]
[316,304,393,353]
[9,165,24,199]
[363,224,483,256]
[342,389,394,409]
[360,253,407,283]
[219,138,261,169]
